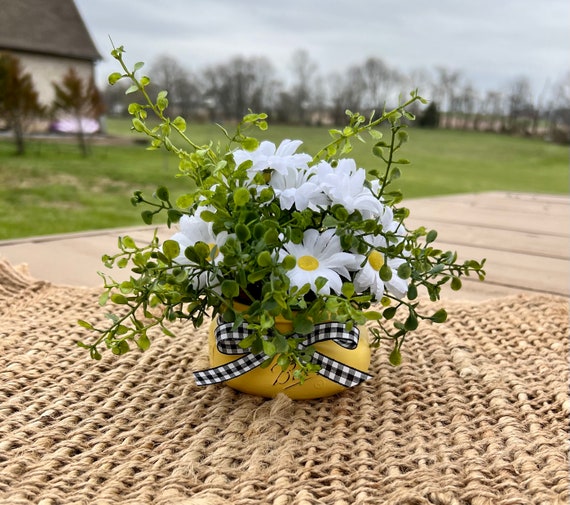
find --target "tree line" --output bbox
[104,49,570,144]
[2,49,569,156]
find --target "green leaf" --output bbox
[155,186,170,202]
[389,347,402,366]
[451,277,462,291]
[241,137,259,150]
[426,230,438,243]
[221,280,239,299]
[162,240,180,260]
[235,223,251,241]
[121,236,136,249]
[167,209,183,223]
[156,90,168,111]
[90,347,102,360]
[248,269,268,283]
[125,84,139,95]
[383,306,397,320]
[262,339,276,356]
[341,282,355,298]
[397,263,411,279]
[259,187,274,203]
[160,326,176,338]
[98,291,110,306]
[273,334,289,354]
[172,116,186,132]
[108,72,123,85]
[277,354,291,370]
[141,211,153,225]
[379,264,392,281]
[77,319,94,330]
[431,308,448,323]
[257,251,272,267]
[293,314,314,334]
[112,340,130,355]
[315,276,328,292]
[404,312,418,331]
[137,334,151,351]
[194,242,210,260]
[281,254,296,270]
[116,257,128,269]
[132,118,145,132]
[397,130,409,143]
[233,187,251,207]
[264,228,279,246]
[368,129,383,140]
[364,310,382,321]
[110,293,129,305]
[390,167,401,180]
[199,210,216,222]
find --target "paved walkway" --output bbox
[0,191,568,300]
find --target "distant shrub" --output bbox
[418,102,440,128]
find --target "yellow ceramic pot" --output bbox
[208,314,371,400]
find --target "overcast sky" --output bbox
[75,0,569,96]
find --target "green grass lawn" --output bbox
[0,121,567,240]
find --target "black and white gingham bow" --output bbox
[194,320,372,388]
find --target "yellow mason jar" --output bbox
[208,310,371,400]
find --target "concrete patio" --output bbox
[0,191,568,301]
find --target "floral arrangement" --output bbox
[79,47,485,382]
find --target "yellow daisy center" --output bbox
[368,250,384,271]
[298,255,319,271]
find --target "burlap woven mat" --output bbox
[0,259,568,505]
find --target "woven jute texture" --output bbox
[0,259,568,505]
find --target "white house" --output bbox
[0,0,101,108]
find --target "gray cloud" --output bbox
[76,0,569,94]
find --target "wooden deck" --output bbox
[0,191,568,301]
[405,191,569,300]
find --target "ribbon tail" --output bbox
[194,352,267,386]
[312,350,372,388]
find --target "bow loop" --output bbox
[194,320,372,389]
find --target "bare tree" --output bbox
[546,71,570,143]
[505,77,534,134]
[0,53,43,154]
[204,56,276,121]
[150,55,202,118]
[360,57,391,110]
[290,49,318,124]
[457,83,477,129]
[435,67,462,128]
[406,67,436,99]
[52,67,105,156]
[327,67,367,125]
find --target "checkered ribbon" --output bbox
[194,320,372,388]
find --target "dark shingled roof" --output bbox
[0,0,101,61]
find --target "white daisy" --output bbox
[232,139,312,182]
[269,165,329,211]
[352,234,409,300]
[315,159,384,216]
[279,228,357,295]
[168,211,227,288]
